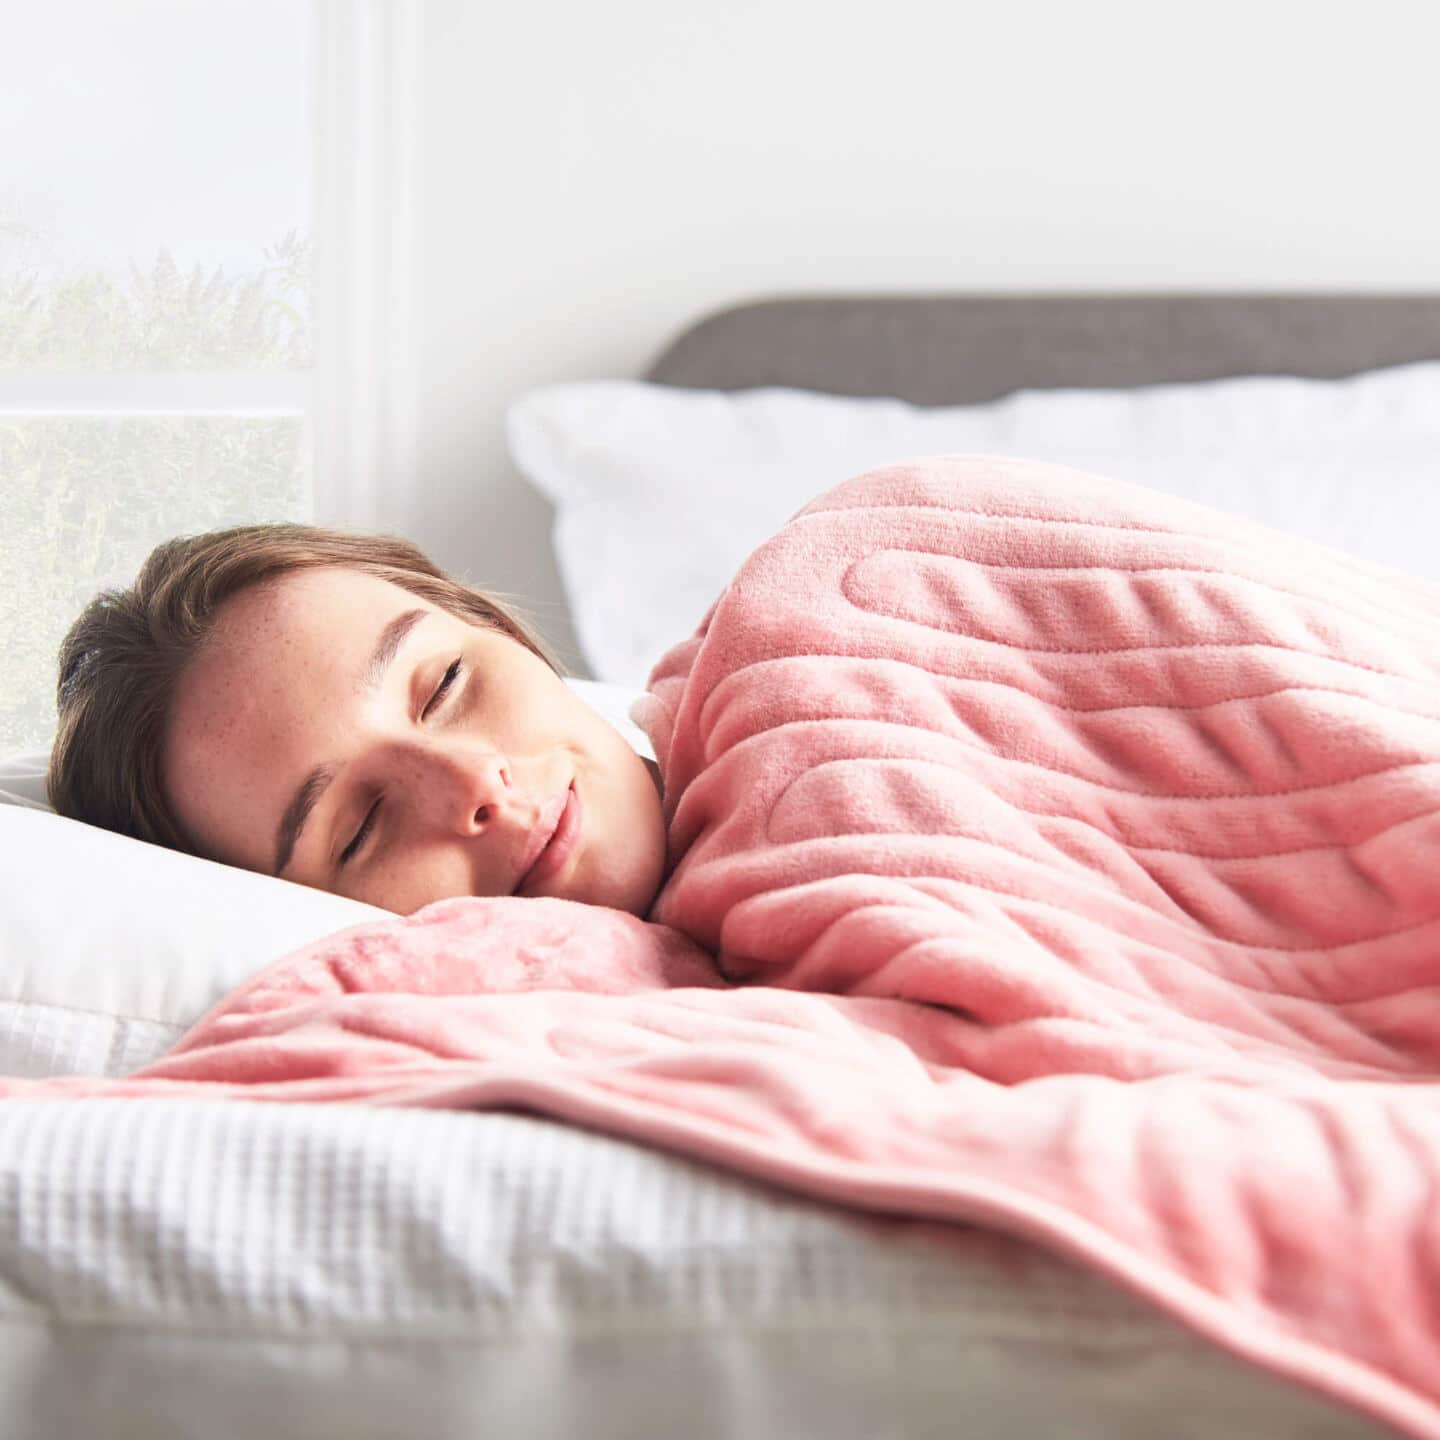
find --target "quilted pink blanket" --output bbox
[10,457,1440,1438]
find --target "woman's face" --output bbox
[162,566,668,917]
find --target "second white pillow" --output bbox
[507,365,1440,686]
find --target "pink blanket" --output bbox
[10,457,1440,1437]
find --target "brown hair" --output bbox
[48,523,559,855]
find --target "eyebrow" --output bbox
[272,607,430,876]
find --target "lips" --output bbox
[515,783,581,896]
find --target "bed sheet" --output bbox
[0,1097,1393,1440]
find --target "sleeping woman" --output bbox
[47,524,670,919]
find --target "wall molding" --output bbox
[311,0,423,530]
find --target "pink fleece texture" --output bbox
[7,456,1440,1438]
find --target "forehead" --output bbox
[162,568,448,862]
[184,566,450,730]
[214,566,432,642]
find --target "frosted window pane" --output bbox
[0,417,308,752]
[0,0,311,370]
[0,239,312,371]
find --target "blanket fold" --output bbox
[7,457,1440,1439]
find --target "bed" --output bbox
[5,293,1440,1439]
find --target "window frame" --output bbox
[0,0,425,525]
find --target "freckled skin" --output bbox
[162,568,668,917]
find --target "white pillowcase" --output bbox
[507,364,1440,687]
[0,678,650,1079]
[0,806,389,1078]
[0,747,48,811]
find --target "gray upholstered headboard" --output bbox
[645,295,1440,403]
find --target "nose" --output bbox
[410,743,512,837]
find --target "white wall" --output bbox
[409,0,1440,673]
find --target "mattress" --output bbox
[0,1098,1391,1439]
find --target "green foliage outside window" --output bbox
[0,231,311,371]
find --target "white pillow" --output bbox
[0,748,48,811]
[507,365,1440,686]
[0,806,390,1079]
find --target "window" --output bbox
[0,0,314,751]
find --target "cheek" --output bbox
[166,667,308,865]
[361,849,470,916]
[593,757,669,911]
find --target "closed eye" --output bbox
[339,795,380,867]
[338,658,461,869]
[423,658,462,719]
